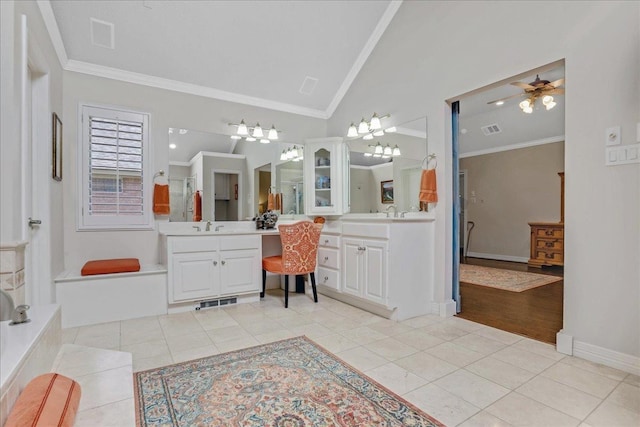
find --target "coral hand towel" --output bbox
[193,191,202,222]
[267,193,275,211]
[275,193,282,211]
[419,168,438,203]
[153,184,170,215]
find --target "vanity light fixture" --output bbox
[179,129,188,135]
[347,123,358,138]
[363,133,374,141]
[369,113,382,130]
[169,143,177,149]
[281,146,303,162]
[367,142,401,158]
[229,120,281,143]
[385,126,396,133]
[495,100,505,106]
[347,113,392,139]
[372,129,385,137]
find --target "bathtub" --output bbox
[0,304,61,425]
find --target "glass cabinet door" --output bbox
[304,138,345,215]
[313,148,333,209]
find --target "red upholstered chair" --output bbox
[261,221,323,308]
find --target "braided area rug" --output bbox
[134,336,443,426]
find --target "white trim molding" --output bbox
[36,0,67,66]
[465,251,529,264]
[460,135,565,159]
[557,331,640,376]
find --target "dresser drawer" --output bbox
[317,247,339,269]
[534,249,564,263]
[535,238,564,251]
[534,227,564,239]
[320,234,340,248]
[317,267,339,290]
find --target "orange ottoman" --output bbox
[81,258,140,276]
[5,373,81,427]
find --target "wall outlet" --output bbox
[605,126,621,146]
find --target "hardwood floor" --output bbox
[456,257,563,344]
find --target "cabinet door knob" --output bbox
[324,276,329,282]
[221,260,226,265]
[324,239,329,244]
[213,261,218,266]
[324,256,329,261]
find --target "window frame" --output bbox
[77,103,153,231]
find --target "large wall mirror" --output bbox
[347,117,427,213]
[275,159,304,215]
[168,128,245,222]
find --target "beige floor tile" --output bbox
[339,326,388,345]
[158,312,203,337]
[434,369,510,408]
[215,336,260,353]
[443,316,486,332]
[76,321,121,340]
[399,314,442,328]
[516,376,602,420]
[473,327,523,345]
[394,329,445,351]
[512,338,566,361]
[458,410,514,427]
[404,383,481,427]
[465,357,536,389]
[165,331,213,354]
[585,401,640,427]
[62,327,79,344]
[120,324,165,347]
[541,363,620,399]
[560,356,629,381]
[120,316,160,334]
[451,333,506,355]
[364,337,418,361]
[312,333,360,353]
[171,345,219,364]
[121,339,170,360]
[288,323,333,340]
[365,362,428,395]
[133,354,173,372]
[206,325,252,344]
[426,341,485,367]
[395,351,458,381]
[624,374,640,387]
[491,346,558,374]
[335,346,388,372]
[486,392,580,426]
[52,345,131,378]
[367,318,414,336]
[193,309,240,330]
[75,366,134,412]
[253,329,299,344]
[421,322,470,341]
[605,382,640,414]
[75,398,135,427]
[74,332,120,350]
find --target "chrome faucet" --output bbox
[400,211,408,218]
[205,220,212,231]
[385,204,398,218]
[215,225,224,232]
[192,225,201,232]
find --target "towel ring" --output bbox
[422,154,437,170]
[153,170,165,180]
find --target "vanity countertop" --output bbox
[160,228,281,237]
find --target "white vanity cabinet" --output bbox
[342,237,388,304]
[304,137,350,215]
[316,233,341,291]
[166,235,261,304]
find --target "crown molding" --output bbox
[36,0,68,67]
[65,60,328,119]
[459,135,565,158]
[325,0,403,118]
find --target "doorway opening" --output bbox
[254,163,271,215]
[211,170,242,221]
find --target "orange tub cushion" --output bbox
[81,258,140,276]
[5,373,81,427]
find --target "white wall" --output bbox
[61,72,325,271]
[328,1,640,359]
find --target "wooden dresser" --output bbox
[528,172,564,267]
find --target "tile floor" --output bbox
[61,290,639,427]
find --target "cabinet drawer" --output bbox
[317,267,339,290]
[535,227,564,239]
[317,248,339,269]
[535,238,564,251]
[219,235,260,251]
[534,249,564,263]
[342,223,389,239]
[171,237,218,253]
[319,234,339,248]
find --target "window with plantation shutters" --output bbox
[79,105,152,230]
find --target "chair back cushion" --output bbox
[278,221,323,274]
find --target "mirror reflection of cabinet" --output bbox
[304,138,349,215]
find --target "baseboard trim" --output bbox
[466,252,529,264]
[556,330,639,375]
[439,299,457,317]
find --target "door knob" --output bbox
[213,261,218,266]
[221,260,226,265]
[28,218,42,228]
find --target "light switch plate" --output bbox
[606,143,640,166]
[605,126,621,146]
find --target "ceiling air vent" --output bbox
[299,76,319,96]
[481,123,502,136]
[90,18,115,49]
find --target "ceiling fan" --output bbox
[487,74,565,113]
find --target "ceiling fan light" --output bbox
[369,113,381,130]
[230,135,242,140]
[373,129,385,137]
[384,126,396,133]
[545,101,557,110]
[542,95,554,105]
[268,125,278,140]
[358,118,369,134]
[519,100,530,110]
[363,133,374,140]
[495,101,505,106]
[374,143,383,155]
[237,120,248,135]
[245,136,256,142]
[523,106,533,114]
[383,144,392,156]
[392,145,401,156]
[252,123,264,138]
[347,123,358,137]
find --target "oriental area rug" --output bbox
[134,336,443,427]
[460,264,562,292]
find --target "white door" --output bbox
[342,238,363,297]
[219,249,260,294]
[362,240,388,304]
[171,252,219,302]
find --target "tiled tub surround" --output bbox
[0,304,62,426]
[0,241,27,306]
[62,291,639,427]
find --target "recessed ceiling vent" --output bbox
[90,18,115,49]
[299,76,319,96]
[481,123,502,136]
